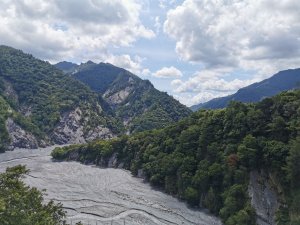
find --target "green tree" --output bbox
[0,165,67,225]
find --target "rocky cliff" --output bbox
[5,118,39,150]
[248,171,280,225]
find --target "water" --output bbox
[0,147,222,225]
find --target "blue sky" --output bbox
[0,0,299,106]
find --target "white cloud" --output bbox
[0,0,155,62]
[105,54,149,76]
[164,0,300,74]
[173,92,229,107]
[153,66,183,78]
[171,69,260,105]
[164,0,300,106]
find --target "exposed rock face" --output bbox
[85,126,114,141]
[3,80,18,103]
[51,107,86,144]
[248,170,279,225]
[51,107,114,145]
[5,118,38,150]
[103,86,133,105]
[107,153,118,168]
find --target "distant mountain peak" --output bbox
[191,68,300,111]
[84,60,95,65]
[54,59,191,133]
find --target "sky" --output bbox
[0,0,300,106]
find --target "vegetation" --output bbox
[0,95,42,152]
[52,90,300,225]
[0,45,123,152]
[62,61,192,132]
[0,46,191,151]
[0,165,67,224]
[0,46,122,134]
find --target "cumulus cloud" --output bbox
[153,66,183,78]
[164,0,300,105]
[164,0,300,73]
[0,0,155,62]
[171,69,260,105]
[105,54,150,76]
[173,92,229,107]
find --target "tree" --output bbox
[0,165,67,225]
[287,138,300,189]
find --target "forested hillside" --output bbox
[53,90,300,225]
[0,46,121,151]
[55,61,192,133]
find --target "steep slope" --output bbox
[53,90,300,225]
[191,68,300,111]
[0,46,121,151]
[55,61,192,133]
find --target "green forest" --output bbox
[68,61,192,133]
[52,90,300,225]
[0,46,191,152]
[0,46,122,138]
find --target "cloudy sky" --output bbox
[1,0,300,106]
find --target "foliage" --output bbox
[0,95,45,152]
[65,61,192,132]
[0,45,123,151]
[0,165,67,225]
[53,90,300,224]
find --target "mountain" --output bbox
[54,61,78,73]
[55,61,192,133]
[0,46,121,151]
[52,90,300,225]
[191,68,300,111]
[0,46,191,151]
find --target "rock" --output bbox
[108,153,118,168]
[137,169,145,179]
[103,86,133,105]
[5,118,39,150]
[85,125,114,141]
[51,107,86,144]
[248,170,280,225]
[51,107,114,145]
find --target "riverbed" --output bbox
[0,147,222,225]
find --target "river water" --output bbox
[0,147,222,225]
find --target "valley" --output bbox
[0,147,221,225]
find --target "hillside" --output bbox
[55,61,192,133]
[191,69,300,111]
[0,46,121,151]
[53,90,300,225]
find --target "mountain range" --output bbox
[55,60,192,133]
[0,46,191,151]
[191,68,300,111]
